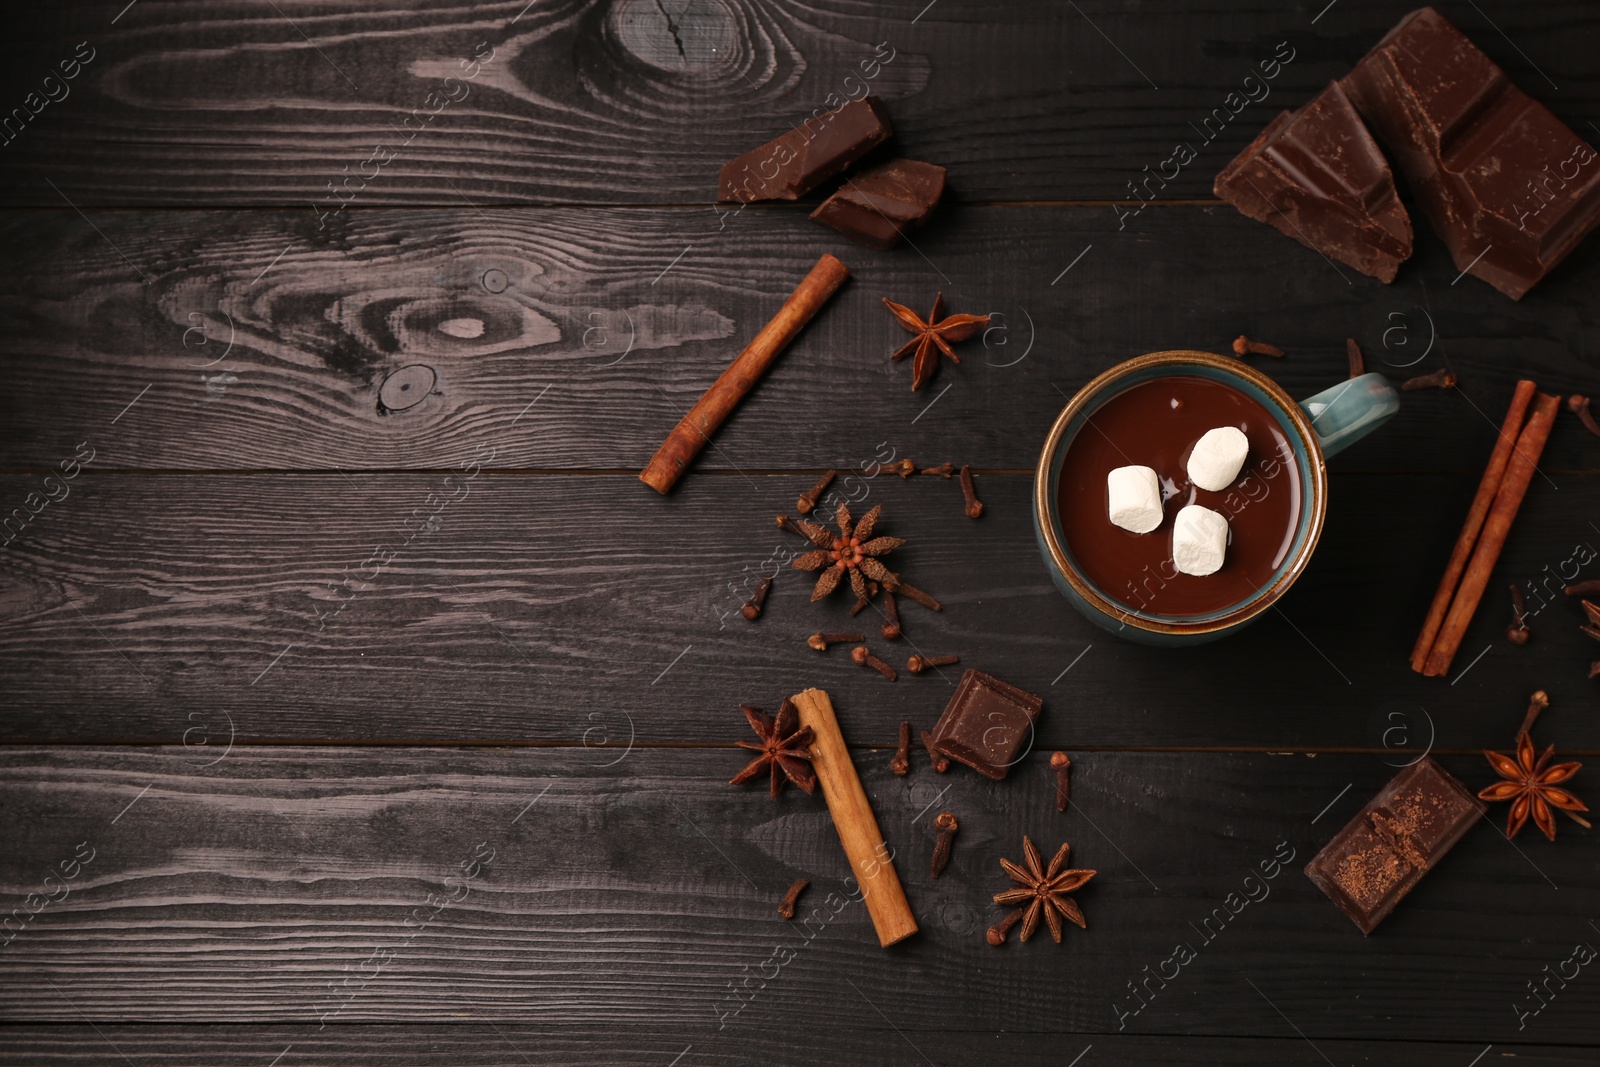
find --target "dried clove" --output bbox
[1568,395,1600,438]
[960,463,984,519]
[930,811,958,878]
[885,578,942,612]
[1401,368,1457,391]
[1516,689,1550,742]
[1232,335,1285,358]
[851,645,897,681]
[797,470,837,514]
[1564,580,1600,598]
[850,594,872,616]
[907,653,959,674]
[1346,338,1365,378]
[775,513,808,538]
[986,906,1026,946]
[891,458,916,478]
[778,877,810,919]
[921,730,950,773]
[807,631,864,651]
[921,462,956,478]
[891,720,912,776]
[742,575,772,621]
[1506,583,1530,645]
[1051,751,1073,812]
[881,590,902,640]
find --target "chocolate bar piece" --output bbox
[1215,81,1412,283]
[1304,757,1485,935]
[1341,7,1600,299]
[810,159,947,249]
[925,669,1042,780]
[717,97,893,204]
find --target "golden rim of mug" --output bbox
[1033,349,1330,637]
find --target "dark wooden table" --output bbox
[2,1,1598,1063]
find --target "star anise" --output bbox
[990,835,1095,944]
[1579,598,1600,676]
[729,699,816,798]
[1478,693,1589,841]
[790,502,905,603]
[882,293,990,391]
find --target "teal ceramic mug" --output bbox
[1033,350,1399,645]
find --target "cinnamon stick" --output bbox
[1422,390,1561,676]
[789,687,918,947]
[640,254,850,494]
[1409,380,1537,672]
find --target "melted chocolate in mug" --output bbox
[1056,375,1302,617]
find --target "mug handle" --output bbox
[1298,372,1400,458]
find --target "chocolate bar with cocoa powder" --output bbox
[1305,757,1485,935]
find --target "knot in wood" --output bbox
[378,364,437,413]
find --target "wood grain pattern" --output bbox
[4,0,1599,1054]
[2,1027,1597,1066]
[0,1,1594,206]
[0,746,1594,1045]
[0,205,1595,473]
[1,470,1598,748]
[6,1027,1599,1066]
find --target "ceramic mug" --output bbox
[1033,350,1399,645]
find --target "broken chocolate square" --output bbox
[925,669,1042,780]
[810,158,947,249]
[1341,6,1600,299]
[717,97,893,204]
[1304,757,1485,935]
[1215,81,1412,283]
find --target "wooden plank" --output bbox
[0,746,1595,1046]
[0,205,1595,473]
[0,1,1594,206]
[1,1026,1596,1066]
[2,470,1597,748]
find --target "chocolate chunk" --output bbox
[1341,7,1600,299]
[717,97,893,204]
[925,669,1042,780]
[1304,757,1485,935]
[1215,81,1412,283]
[810,159,947,249]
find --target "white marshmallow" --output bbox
[1172,504,1229,576]
[1187,426,1250,492]
[1106,465,1164,533]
